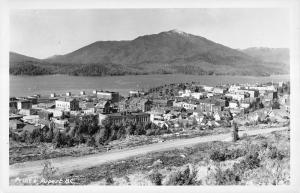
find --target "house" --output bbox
[265,91,278,100]
[203,86,214,92]
[149,111,164,122]
[95,100,110,114]
[98,112,150,126]
[9,119,25,130]
[55,97,80,111]
[178,89,192,97]
[213,111,221,121]
[206,93,214,98]
[225,93,245,101]
[19,109,37,116]
[21,124,40,134]
[17,100,32,110]
[96,91,119,103]
[228,85,241,92]
[191,92,204,100]
[22,115,39,125]
[152,99,174,108]
[237,89,259,98]
[46,108,64,118]
[37,102,55,109]
[213,87,226,94]
[240,101,250,109]
[229,101,239,109]
[26,96,38,105]
[197,99,224,114]
[10,101,18,113]
[173,101,197,110]
[52,118,69,130]
[38,110,53,120]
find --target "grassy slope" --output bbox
[37,130,290,186]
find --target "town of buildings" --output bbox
[9,81,290,137]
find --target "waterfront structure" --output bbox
[96,91,119,103]
[17,100,32,110]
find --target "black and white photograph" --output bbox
[1,0,300,191]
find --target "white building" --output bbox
[191,92,204,99]
[55,98,79,111]
[203,86,214,92]
[225,93,245,101]
[229,101,239,109]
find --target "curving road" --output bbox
[10,126,288,180]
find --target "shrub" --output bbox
[237,151,261,171]
[165,165,196,185]
[265,146,286,160]
[149,171,163,185]
[209,148,247,162]
[86,136,96,147]
[214,167,241,185]
[105,172,114,185]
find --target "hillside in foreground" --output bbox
[24,129,289,186]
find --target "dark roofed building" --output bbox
[119,98,152,112]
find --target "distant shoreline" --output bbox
[9,72,290,78]
[10,74,290,98]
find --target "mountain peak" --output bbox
[166,29,189,36]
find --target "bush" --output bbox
[265,146,286,160]
[86,136,96,147]
[149,171,163,185]
[209,148,247,162]
[165,165,196,185]
[105,172,114,185]
[214,167,241,185]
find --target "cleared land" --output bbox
[10,126,288,184]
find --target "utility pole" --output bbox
[231,120,239,142]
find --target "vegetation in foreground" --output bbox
[12,129,289,185]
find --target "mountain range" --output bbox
[10,30,289,76]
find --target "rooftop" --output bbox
[57,97,76,102]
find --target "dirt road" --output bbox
[9,126,288,180]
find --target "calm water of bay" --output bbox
[10,74,290,97]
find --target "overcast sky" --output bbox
[10,8,289,59]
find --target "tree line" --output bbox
[9,115,171,148]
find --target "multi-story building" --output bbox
[98,112,150,125]
[55,98,79,111]
[197,99,224,113]
[96,91,119,103]
[152,99,174,108]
